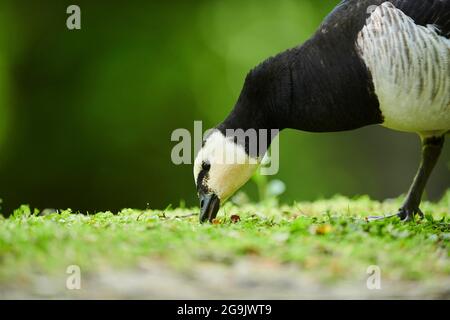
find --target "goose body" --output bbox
[194,0,450,223]
[357,1,450,135]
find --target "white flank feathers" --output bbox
[357,2,450,136]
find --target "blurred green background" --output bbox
[0,0,448,215]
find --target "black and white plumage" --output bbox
[194,0,450,223]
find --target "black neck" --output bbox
[219,50,294,133]
[217,6,385,155]
[217,51,294,157]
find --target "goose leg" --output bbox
[368,135,444,222]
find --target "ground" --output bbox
[0,192,449,299]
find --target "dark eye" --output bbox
[202,161,211,171]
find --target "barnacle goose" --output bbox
[194,0,450,223]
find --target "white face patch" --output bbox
[356,2,450,135]
[193,131,260,202]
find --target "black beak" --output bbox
[199,193,220,223]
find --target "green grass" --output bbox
[0,192,449,288]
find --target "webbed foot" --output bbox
[367,206,424,222]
